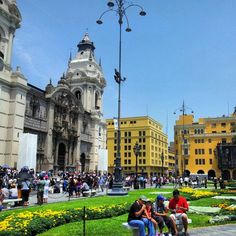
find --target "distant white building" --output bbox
[0,1,107,173]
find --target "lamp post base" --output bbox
[107,182,128,196]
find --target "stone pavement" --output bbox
[190,224,236,235]
[28,189,107,206]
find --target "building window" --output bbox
[209,149,212,154]
[209,159,213,164]
[124,146,127,150]
[128,152,131,157]
[184,148,188,155]
[128,160,131,164]
[128,145,131,150]
[195,149,198,155]
[139,131,142,136]
[208,139,212,143]
[222,138,227,144]
[195,159,198,165]
[143,152,146,157]
[221,123,226,127]
[143,138,145,142]
[114,146,117,151]
[199,159,202,164]
[202,159,205,165]
[143,159,146,164]
[211,123,216,128]
[139,159,142,164]
[124,160,127,164]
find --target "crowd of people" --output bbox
[0,166,114,209]
[128,189,189,236]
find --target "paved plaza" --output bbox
[190,224,236,235]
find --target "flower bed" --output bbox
[0,203,130,236]
[180,188,219,200]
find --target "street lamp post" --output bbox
[97,1,146,195]
[174,101,194,177]
[161,151,164,177]
[133,142,141,189]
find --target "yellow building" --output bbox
[174,108,236,179]
[168,142,176,175]
[106,116,168,177]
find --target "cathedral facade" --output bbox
[0,1,107,173]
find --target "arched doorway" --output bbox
[58,143,66,171]
[197,170,205,174]
[233,170,236,180]
[222,170,230,180]
[184,170,190,177]
[80,153,86,173]
[208,169,216,180]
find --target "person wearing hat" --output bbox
[153,195,175,236]
[168,189,189,236]
[128,195,155,236]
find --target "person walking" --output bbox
[37,176,45,205]
[43,175,50,203]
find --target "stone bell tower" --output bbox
[0,0,28,167]
[66,33,107,172]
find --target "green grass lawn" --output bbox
[2,187,235,236]
[38,213,212,236]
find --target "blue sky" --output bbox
[13,0,236,141]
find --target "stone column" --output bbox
[74,117,82,172]
[44,101,55,170]
[6,27,15,66]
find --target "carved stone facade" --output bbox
[24,34,107,173]
[0,1,107,173]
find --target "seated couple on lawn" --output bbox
[127,189,189,236]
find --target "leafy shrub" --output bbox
[0,203,130,236]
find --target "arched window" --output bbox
[0,28,5,60]
[75,90,81,100]
[95,92,100,109]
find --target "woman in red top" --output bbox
[168,189,189,236]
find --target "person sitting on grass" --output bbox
[168,189,189,236]
[142,199,158,236]
[128,195,155,236]
[153,195,176,236]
